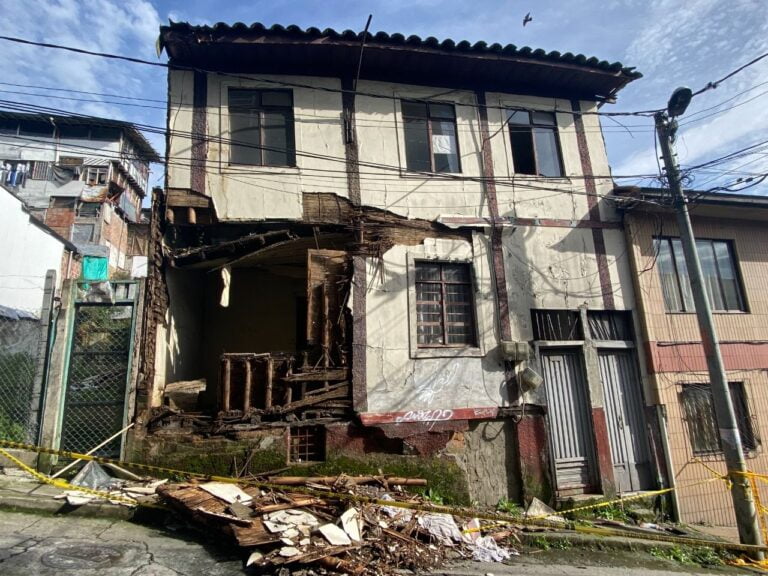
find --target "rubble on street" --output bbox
[156,474,520,575]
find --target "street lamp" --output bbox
[653,88,763,554]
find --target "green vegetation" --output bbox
[288,454,470,505]
[649,545,724,567]
[496,497,523,517]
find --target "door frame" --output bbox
[536,342,600,495]
[596,341,653,493]
[57,280,139,460]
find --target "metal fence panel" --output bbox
[0,306,44,443]
[60,300,134,458]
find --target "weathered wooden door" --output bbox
[598,350,652,493]
[541,349,597,492]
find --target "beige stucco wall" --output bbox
[168,70,347,221]
[656,369,768,527]
[364,235,506,414]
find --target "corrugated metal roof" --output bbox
[160,21,640,79]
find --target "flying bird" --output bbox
[523,12,533,26]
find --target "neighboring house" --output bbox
[0,185,80,444]
[140,22,648,506]
[615,187,768,527]
[0,112,160,273]
[0,186,79,312]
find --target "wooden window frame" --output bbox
[654,236,746,313]
[415,261,476,348]
[508,109,564,177]
[401,100,462,174]
[227,88,296,168]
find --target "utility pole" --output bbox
[655,88,763,553]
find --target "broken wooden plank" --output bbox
[194,507,253,526]
[267,475,428,486]
[230,520,281,547]
[273,386,349,413]
[282,369,348,382]
[252,497,325,514]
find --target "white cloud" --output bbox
[0,0,164,130]
[611,0,768,192]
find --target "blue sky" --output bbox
[1,0,766,193]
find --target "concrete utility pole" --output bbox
[654,88,763,553]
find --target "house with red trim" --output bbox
[615,187,768,526]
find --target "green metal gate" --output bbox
[60,282,137,458]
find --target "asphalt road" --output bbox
[0,510,744,576]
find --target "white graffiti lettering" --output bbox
[472,407,497,418]
[395,409,454,423]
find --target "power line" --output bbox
[0,34,660,119]
[691,50,768,98]
[0,99,663,183]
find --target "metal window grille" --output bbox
[415,262,475,347]
[531,309,583,341]
[679,382,759,457]
[587,310,633,341]
[289,426,325,463]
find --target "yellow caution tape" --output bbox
[2,437,768,555]
[0,448,138,506]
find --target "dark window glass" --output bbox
[402,101,460,173]
[654,237,744,312]
[508,110,563,177]
[19,120,53,137]
[415,262,475,347]
[90,127,120,141]
[228,89,295,167]
[0,119,18,135]
[680,382,758,456]
[60,125,90,139]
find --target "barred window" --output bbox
[655,237,745,312]
[680,382,758,456]
[415,262,475,347]
[228,89,295,167]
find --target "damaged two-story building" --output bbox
[134,22,653,507]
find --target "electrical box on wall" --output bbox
[500,340,530,362]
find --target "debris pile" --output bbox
[156,474,520,574]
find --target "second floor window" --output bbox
[655,237,745,312]
[415,262,476,347]
[402,101,460,173]
[228,89,295,167]
[508,110,563,177]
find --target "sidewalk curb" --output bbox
[0,490,137,520]
[518,530,687,553]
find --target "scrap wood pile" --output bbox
[156,474,520,575]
